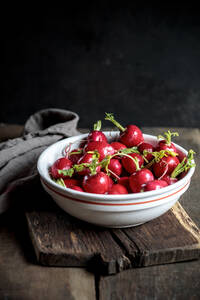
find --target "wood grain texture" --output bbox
[99,260,200,300]
[26,210,131,275]
[0,211,96,300]
[112,202,200,268]
[26,201,200,275]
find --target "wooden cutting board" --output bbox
[25,195,200,275]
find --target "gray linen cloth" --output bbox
[0,108,80,214]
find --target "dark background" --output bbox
[2,3,200,128]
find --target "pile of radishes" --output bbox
[50,113,195,195]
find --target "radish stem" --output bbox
[158,130,179,145]
[171,149,196,178]
[144,149,178,169]
[105,113,126,132]
[93,120,102,131]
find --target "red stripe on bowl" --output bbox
[41,179,190,206]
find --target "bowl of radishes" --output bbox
[37,113,196,228]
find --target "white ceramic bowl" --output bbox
[37,131,195,228]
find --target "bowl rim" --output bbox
[37,131,195,201]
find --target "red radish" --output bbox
[105,113,143,147]
[50,157,73,179]
[157,130,179,153]
[161,175,178,185]
[157,141,177,153]
[107,176,114,191]
[77,153,101,176]
[179,171,187,179]
[107,158,122,178]
[138,142,154,162]
[122,153,144,174]
[64,178,81,188]
[110,142,127,152]
[120,125,144,147]
[110,142,127,159]
[68,148,83,164]
[153,155,180,178]
[144,180,168,191]
[176,150,186,162]
[108,184,128,194]
[118,176,132,192]
[70,186,84,192]
[129,169,154,193]
[84,141,115,161]
[87,120,107,143]
[82,172,109,194]
[79,140,87,149]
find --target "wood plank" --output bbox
[0,210,96,300]
[112,202,200,267]
[25,198,200,275]
[26,209,132,275]
[99,260,200,300]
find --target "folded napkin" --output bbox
[0,108,80,214]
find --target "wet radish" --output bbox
[144,180,168,191]
[87,120,107,143]
[118,176,132,192]
[50,157,73,179]
[84,141,115,161]
[105,113,143,147]
[82,172,109,194]
[165,150,195,182]
[161,175,178,185]
[138,142,154,162]
[77,153,101,176]
[68,148,83,164]
[64,178,81,188]
[70,186,84,192]
[153,155,180,178]
[107,176,114,191]
[108,184,128,194]
[110,142,127,152]
[129,169,154,193]
[157,130,179,153]
[107,158,122,178]
[122,153,144,174]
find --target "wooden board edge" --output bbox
[25,213,43,262]
[171,202,200,245]
[140,245,200,267]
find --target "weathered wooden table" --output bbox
[0,125,200,300]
